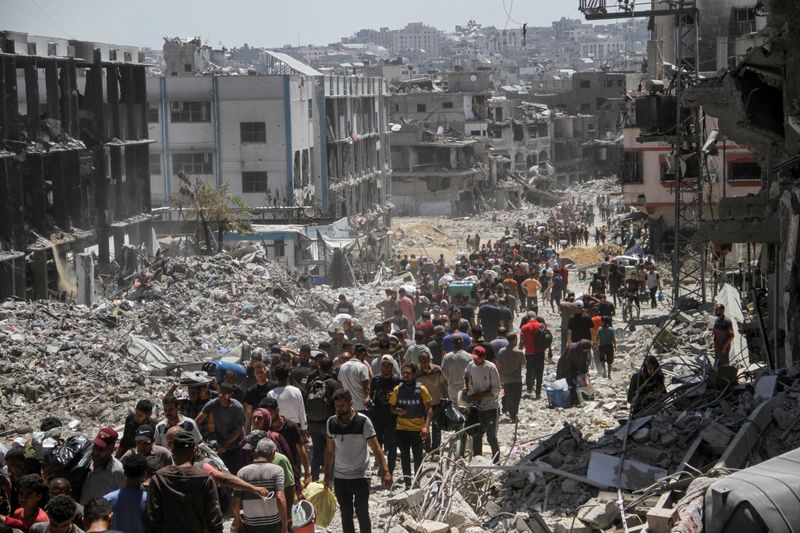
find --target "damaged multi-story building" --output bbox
[0,31,153,301]
[595,0,800,367]
[388,70,534,215]
[147,38,393,273]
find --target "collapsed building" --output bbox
[148,39,394,279]
[0,31,153,302]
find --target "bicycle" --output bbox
[620,289,641,322]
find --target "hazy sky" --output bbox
[3,0,579,50]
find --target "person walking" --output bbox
[324,389,392,533]
[145,431,224,533]
[463,346,502,462]
[389,363,433,489]
[496,333,525,421]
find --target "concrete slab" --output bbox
[586,451,669,491]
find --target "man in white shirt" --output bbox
[463,346,501,463]
[267,364,308,432]
[337,348,371,413]
[441,336,472,400]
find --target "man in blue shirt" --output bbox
[104,454,147,533]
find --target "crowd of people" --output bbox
[0,197,733,533]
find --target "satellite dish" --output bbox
[470,74,478,82]
[304,206,315,217]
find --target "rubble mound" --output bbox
[0,251,382,435]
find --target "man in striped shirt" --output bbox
[232,439,287,533]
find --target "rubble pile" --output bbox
[0,249,383,434]
[485,309,800,532]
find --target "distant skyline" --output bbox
[4,0,580,50]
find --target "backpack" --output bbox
[535,324,553,351]
[306,375,336,422]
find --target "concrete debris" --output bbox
[0,250,384,433]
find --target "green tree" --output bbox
[173,170,253,254]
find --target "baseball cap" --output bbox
[172,431,196,450]
[134,425,155,443]
[381,354,395,365]
[260,397,279,409]
[93,428,118,449]
[433,325,446,334]
[471,346,486,361]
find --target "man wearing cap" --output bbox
[79,428,125,505]
[463,346,502,462]
[442,336,473,401]
[427,325,446,366]
[233,438,287,533]
[567,300,594,345]
[146,431,224,533]
[120,425,173,466]
[195,383,245,474]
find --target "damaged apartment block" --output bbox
[0,31,153,301]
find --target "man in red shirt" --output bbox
[519,316,552,399]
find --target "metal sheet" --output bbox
[587,451,668,491]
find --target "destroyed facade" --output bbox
[0,31,153,301]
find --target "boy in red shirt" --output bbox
[1,474,49,531]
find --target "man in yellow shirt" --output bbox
[389,363,433,489]
[521,273,542,311]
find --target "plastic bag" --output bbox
[304,481,336,528]
[436,399,465,432]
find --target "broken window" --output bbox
[172,152,212,175]
[147,104,160,123]
[442,102,454,109]
[149,154,161,175]
[184,63,192,72]
[242,171,268,193]
[274,239,286,258]
[729,162,761,181]
[417,103,427,113]
[513,122,524,141]
[240,122,267,143]
[580,80,591,89]
[170,102,210,122]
